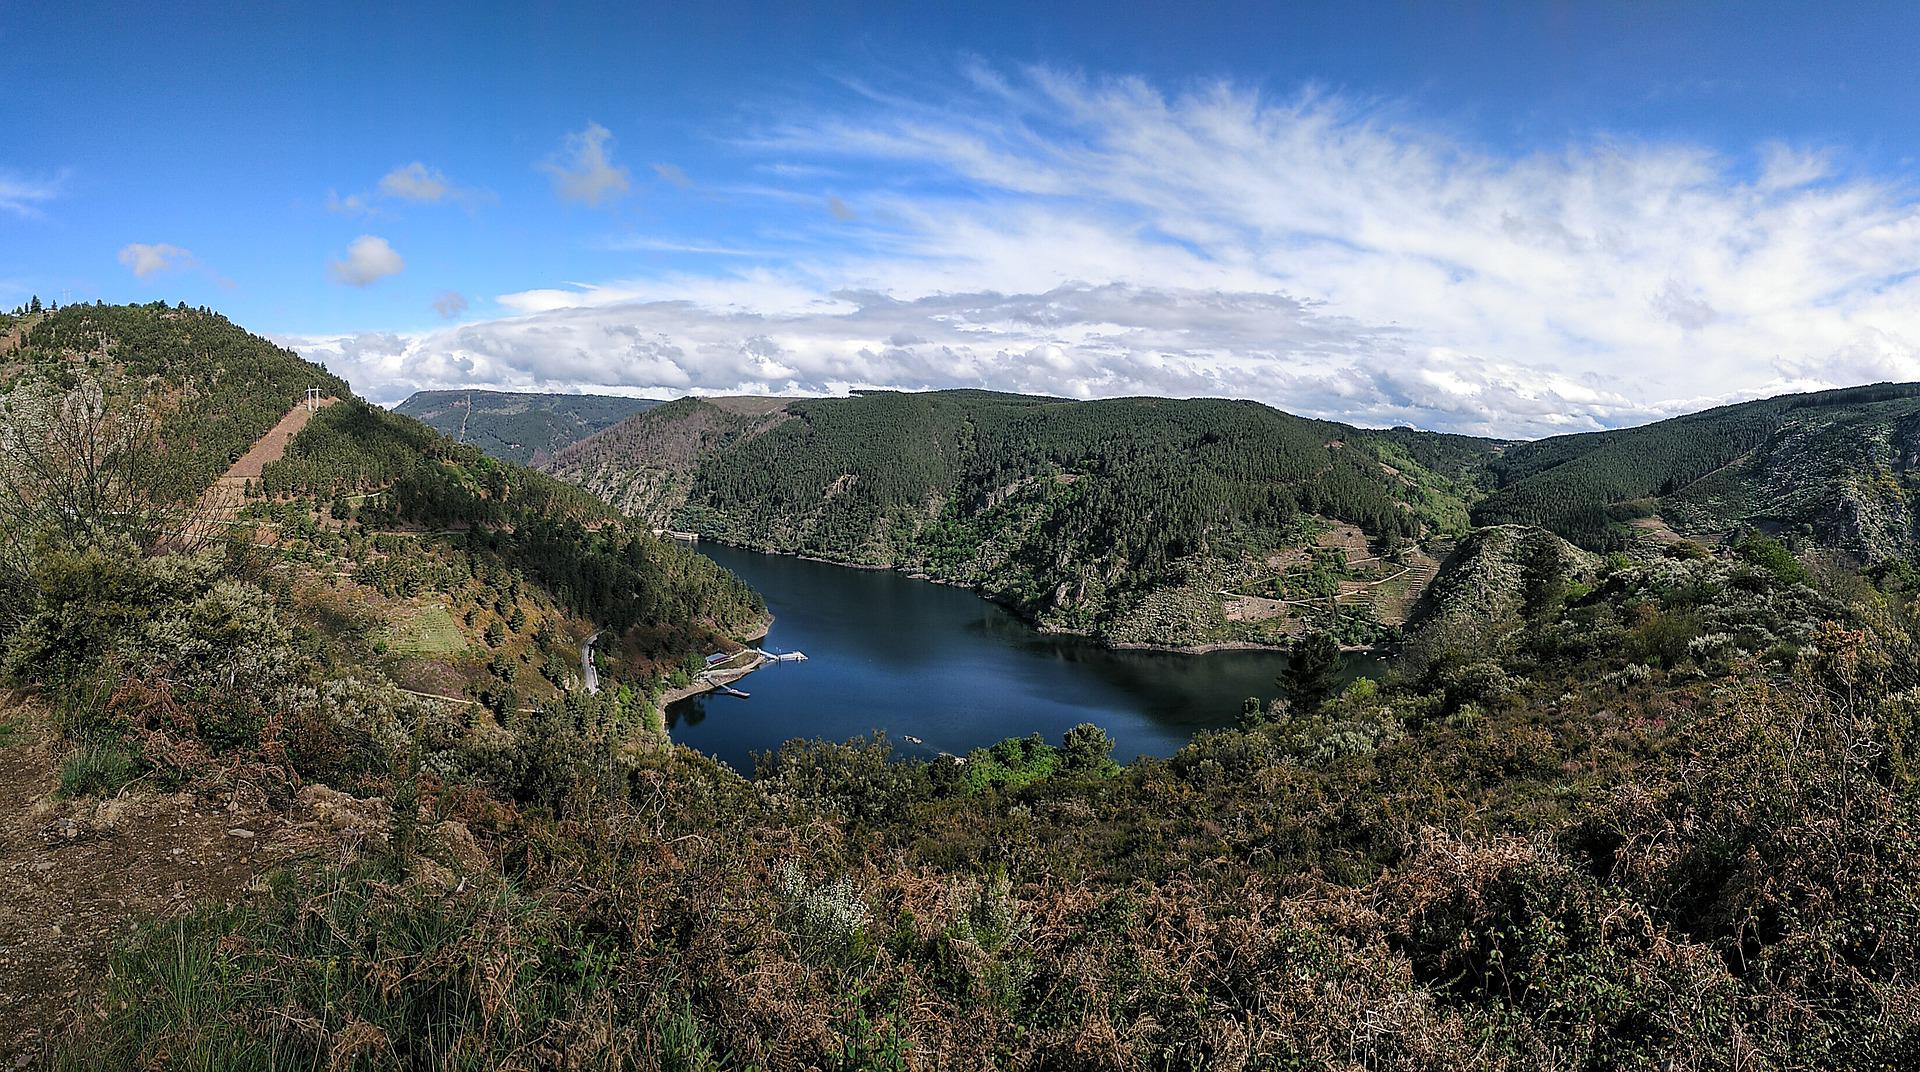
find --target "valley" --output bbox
[19,9,1920,1066]
[543,391,1493,651]
[5,302,1920,1068]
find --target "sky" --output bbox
[9,2,1920,437]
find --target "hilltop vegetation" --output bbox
[393,389,660,465]
[549,390,1497,647]
[2,300,348,497]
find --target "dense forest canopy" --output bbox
[1475,382,1920,551]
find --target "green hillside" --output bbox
[1474,382,1920,554]
[546,389,1499,647]
[1,301,349,497]
[1,301,763,725]
[392,389,661,465]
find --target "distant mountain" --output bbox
[1474,382,1920,556]
[393,389,662,465]
[544,389,1498,647]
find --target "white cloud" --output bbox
[432,290,469,318]
[541,122,631,206]
[652,162,693,189]
[378,162,451,202]
[292,69,1920,436]
[328,235,404,286]
[0,169,65,218]
[827,195,856,221]
[118,242,196,278]
[326,190,375,217]
[329,163,484,215]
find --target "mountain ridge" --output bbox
[393,388,662,465]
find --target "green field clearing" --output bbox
[383,604,468,655]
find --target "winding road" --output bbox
[581,630,602,694]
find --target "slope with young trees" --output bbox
[1,302,764,725]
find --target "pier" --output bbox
[755,648,808,662]
[677,646,809,703]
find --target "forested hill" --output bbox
[393,389,660,465]
[1473,382,1920,555]
[1,300,764,719]
[545,389,1499,647]
[2,300,349,496]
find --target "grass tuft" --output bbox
[56,743,139,798]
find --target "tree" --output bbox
[1279,630,1344,713]
[1058,723,1119,777]
[0,377,189,613]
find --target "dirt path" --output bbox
[199,395,337,511]
[0,704,400,1063]
[0,712,279,1060]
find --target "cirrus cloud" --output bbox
[0,169,65,218]
[290,67,1920,437]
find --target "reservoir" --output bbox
[668,543,1380,772]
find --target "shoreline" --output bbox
[654,615,774,707]
[693,535,1380,658]
[659,652,769,706]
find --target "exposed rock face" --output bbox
[541,396,792,523]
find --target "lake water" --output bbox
[669,543,1380,772]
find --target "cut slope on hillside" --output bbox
[3,303,765,715]
[2,302,349,499]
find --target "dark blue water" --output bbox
[668,544,1375,772]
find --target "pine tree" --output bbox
[1279,631,1343,712]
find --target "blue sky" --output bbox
[9,2,1920,435]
